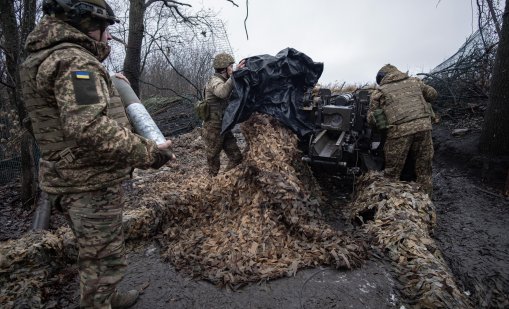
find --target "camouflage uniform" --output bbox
[202,73,242,176]
[368,65,438,195]
[20,16,163,308]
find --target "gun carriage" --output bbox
[300,88,384,173]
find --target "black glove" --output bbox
[151,149,173,169]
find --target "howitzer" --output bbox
[300,88,383,173]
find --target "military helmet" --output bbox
[213,53,235,69]
[43,0,119,25]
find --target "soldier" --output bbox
[20,0,174,307]
[368,64,438,195]
[202,53,245,176]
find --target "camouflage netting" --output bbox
[0,204,173,308]
[348,171,473,308]
[1,112,483,307]
[131,113,367,287]
[0,113,367,305]
[0,227,74,308]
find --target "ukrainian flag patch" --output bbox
[74,71,91,80]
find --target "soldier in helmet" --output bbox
[202,53,245,176]
[368,64,438,195]
[20,0,174,307]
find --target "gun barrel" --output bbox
[332,93,354,106]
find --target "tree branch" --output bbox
[111,34,126,45]
[476,0,488,50]
[244,0,249,40]
[154,40,200,94]
[485,0,502,38]
[145,0,192,10]
[139,79,193,101]
[417,73,457,105]
[225,0,239,7]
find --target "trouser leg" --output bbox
[59,185,126,308]
[411,130,434,195]
[222,130,242,170]
[384,135,412,181]
[203,122,223,176]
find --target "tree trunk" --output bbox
[480,0,509,156]
[21,0,37,60]
[123,0,146,97]
[0,0,38,209]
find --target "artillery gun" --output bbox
[300,88,384,174]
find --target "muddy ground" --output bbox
[0,107,508,308]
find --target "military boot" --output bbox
[110,290,139,309]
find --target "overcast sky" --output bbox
[191,0,478,85]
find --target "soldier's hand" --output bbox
[114,72,130,84]
[151,140,175,169]
[236,59,246,70]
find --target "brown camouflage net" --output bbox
[0,206,169,308]
[0,227,74,308]
[1,113,482,307]
[348,171,473,308]
[135,113,367,287]
[0,113,366,305]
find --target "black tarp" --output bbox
[221,48,323,138]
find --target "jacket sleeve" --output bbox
[367,89,383,126]
[209,76,233,99]
[420,81,438,103]
[38,50,158,169]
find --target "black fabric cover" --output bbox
[221,48,323,138]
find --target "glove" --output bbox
[151,149,173,169]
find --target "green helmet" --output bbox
[43,0,119,25]
[213,53,235,69]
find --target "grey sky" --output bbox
[193,0,478,85]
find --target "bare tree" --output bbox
[122,0,237,97]
[0,0,38,208]
[140,43,215,99]
[480,0,509,156]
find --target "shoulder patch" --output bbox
[74,71,91,80]
[72,71,99,105]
